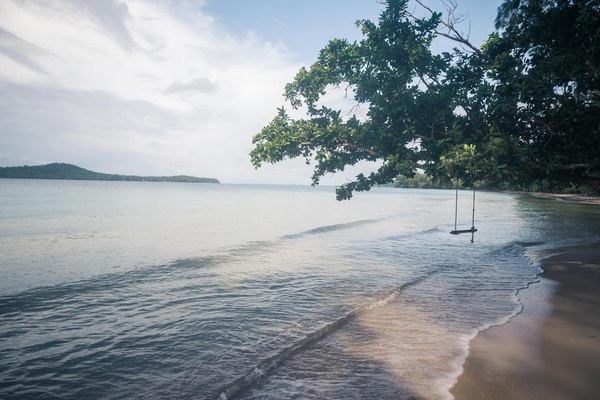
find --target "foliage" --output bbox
[393,172,453,189]
[0,163,220,183]
[251,0,600,199]
[488,0,600,192]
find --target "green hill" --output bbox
[0,163,219,184]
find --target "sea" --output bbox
[1,179,599,399]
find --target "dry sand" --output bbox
[451,243,600,400]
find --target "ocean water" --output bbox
[1,179,599,400]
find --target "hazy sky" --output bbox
[0,0,501,184]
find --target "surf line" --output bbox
[280,218,381,240]
[215,268,443,400]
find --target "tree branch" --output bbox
[340,142,380,157]
[411,0,482,55]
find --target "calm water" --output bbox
[1,179,599,399]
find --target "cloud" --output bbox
[165,77,217,95]
[72,0,135,50]
[273,18,288,28]
[0,0,380,185]
[0,28,47,74]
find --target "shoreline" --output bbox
[451,242,600,399]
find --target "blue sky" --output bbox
[204,0,501,62]
[0,0,502,184]
[203,0,385,62]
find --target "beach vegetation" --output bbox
[250,0,600,199]
[0,163,220,183]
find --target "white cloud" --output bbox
[165,78,217,95]
[0,0,379,184]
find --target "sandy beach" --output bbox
[451,242,600,399]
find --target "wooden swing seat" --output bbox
[450,227,477,235]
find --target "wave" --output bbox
[502,240,546,249]
[0,255,221,316]
[440,240,549,398]
[0,225,543,318]
[215,268,443,400]
[384,227,443,241]
[0,219,385,315]
[441,277,542,399]
[281,219,380,240]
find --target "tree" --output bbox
[250,0,600,199]
[488,0,600,192]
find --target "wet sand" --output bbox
[451,243,600,399]
[525,192,600,205]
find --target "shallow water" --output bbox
[1,179,599,399]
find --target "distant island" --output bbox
[0,163,219,184]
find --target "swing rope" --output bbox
[454,183,459,232]
[449,146,478,242]
[470,187,476,243]
[450,176,477,242]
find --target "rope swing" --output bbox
[445,144,478,243]
[450,179,477,243]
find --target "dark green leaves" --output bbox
[250,0,600,199]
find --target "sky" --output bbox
[0,0,501,184]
